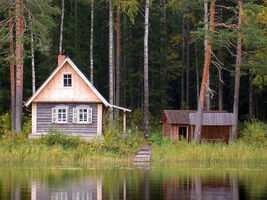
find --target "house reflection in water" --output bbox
[162,175,239,200]
[30,178,102,200]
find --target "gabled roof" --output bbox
[160,110,229,125]
[25,57,109,107]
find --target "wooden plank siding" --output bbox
[190,125,230,142]
[201,126,230,142]
[36,103,99,136]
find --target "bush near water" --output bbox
[0,112,267,166]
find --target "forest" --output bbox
[0,0,266,137]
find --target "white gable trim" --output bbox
[110,104,131,112]
[25,57,110,107]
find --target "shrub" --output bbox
[148,130,163,145]
[240,120,267,146]
[40,128,82,149]
[0,112,11,136]
[22,114,32,136]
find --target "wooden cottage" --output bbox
[160,110,234,142]
[26,55,130,140]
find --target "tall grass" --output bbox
[0,126,146,168]
[151,138,267,165]
[0,120,266,167]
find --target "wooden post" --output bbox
[123,111,126,134]
[186,125,189,142]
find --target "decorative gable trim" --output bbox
[25,57,109,107]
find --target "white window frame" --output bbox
[73,105,92,124]
[63,73,72,88]
[52,105,69,123]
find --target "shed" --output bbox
[160,110,234,142]
[26,55,131,140]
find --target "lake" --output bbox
[0,165,266,200]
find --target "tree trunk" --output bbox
[115,6,121,126]
[249,70,253,120]
[90,0,94,83]
[75,0,78,48]
[30,19,35,94]
[186,18,190,108]
[195,42,199,104]
[218,71,223,110]
[122,14,127,107]
[9,7,16,131]
[181,14,185,108]
[193,1,215,142]
[15,0,24,134]
[217,7,223,111]
[160,0,167,107]
[218,45,223,111]
[204,1,210,110]
[59,0,64,55]
[144,0,150,138]
[109,0,114,122]
[230,0,243,142]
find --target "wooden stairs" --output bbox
[134,146,151,162]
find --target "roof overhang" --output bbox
[110,104,131,112]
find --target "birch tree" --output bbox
[30,15,35,94]
[109,0,114,122]
[115,5,121,125]
[90,0,94,83]
[144,0,150,137]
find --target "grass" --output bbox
[151,138,267,166]
[0,138,135,168]
[0,126,145,168]
[0,120,266,167]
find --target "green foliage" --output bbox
[180,101,189,110]
[22,114,32,136]
[0,112,11,136]
[130,108,143,128]
[40,128,82,149]
[148,130,163,145]
[240,120,267,146]
[152,138,267,165]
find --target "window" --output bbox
[58,108,67,122]
[63,74,72,87]
[73,106,92,124]
[52,105,69,123]
[79,109,88,122]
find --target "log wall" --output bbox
[36,103,99,135]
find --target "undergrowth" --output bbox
[0,125,146,167]
[0,114,266,167]
[151,121,267,165]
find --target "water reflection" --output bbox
[163,175,239,200]
[0,167,266,200]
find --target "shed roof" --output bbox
[189,113,234,126]
[160,110,230,125]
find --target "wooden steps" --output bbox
[134,146,151,162]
